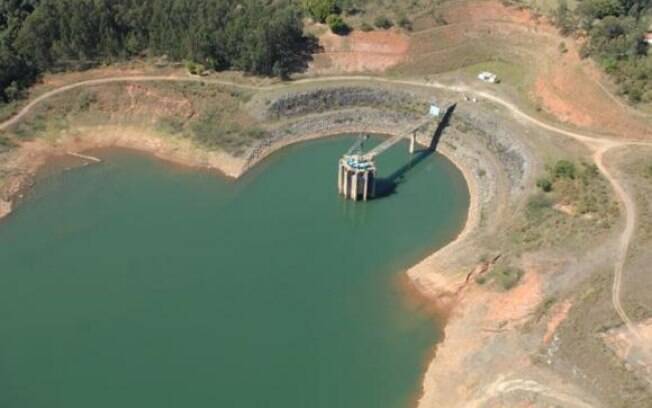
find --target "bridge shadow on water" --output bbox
[374,104,457,199]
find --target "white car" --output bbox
[478,71,498,83]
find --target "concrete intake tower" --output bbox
[337,107,445,201]
[338,154,376,201]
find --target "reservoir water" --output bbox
[0,135,468,408]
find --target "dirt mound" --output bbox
[309,30,410,74]
[120,84,194,119]
[442,0,540,27]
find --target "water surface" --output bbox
[0,135,468,408]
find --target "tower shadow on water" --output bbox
[374,104,457,198]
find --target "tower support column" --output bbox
[351,171,359,201]
[409,132,416,154]
[338,162,344,194]
[363,172,369,201]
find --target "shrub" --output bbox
[627,87,643,103]
[534,296,558,321]
[374,15,393,29]
[360,22,374,32]
[157,116,185,134]
[0,135,16,149]
[474,274,487,285]
[580,162,599,179]
[526,193,553,221]
[433,12,448,25]
[398,15,413,31]
[75,90,97,112]
[528,193,553,211]
[493,266,524,290]
[326,14,349,35]
[536,177,553,192]
[244,127,267,141]
[553,160,576,179]
[559,41,568,54]
[185,61,205,76]
[646,163,652,178]
[579,44,591,59]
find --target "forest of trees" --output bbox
[5,0,650,107]
[0,0,312,104]
[555,0,652,102]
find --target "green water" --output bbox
[0,135,468,408]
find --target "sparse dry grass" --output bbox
[554,263,649,408]
[388,18,547,80]
[609,147,652,321]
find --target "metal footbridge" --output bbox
[362,116,435,159]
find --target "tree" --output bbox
[0,0,313,102]
[0,43,35,102]
[374,15,393,29]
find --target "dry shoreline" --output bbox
[407,142,481,296]
[0,125,246,220]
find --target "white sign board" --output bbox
[429,105,441,117]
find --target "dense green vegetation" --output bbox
[0,0,312,104]
[0,1,39,103]
[554,0,652,102]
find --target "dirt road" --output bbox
[594,146,641,340]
